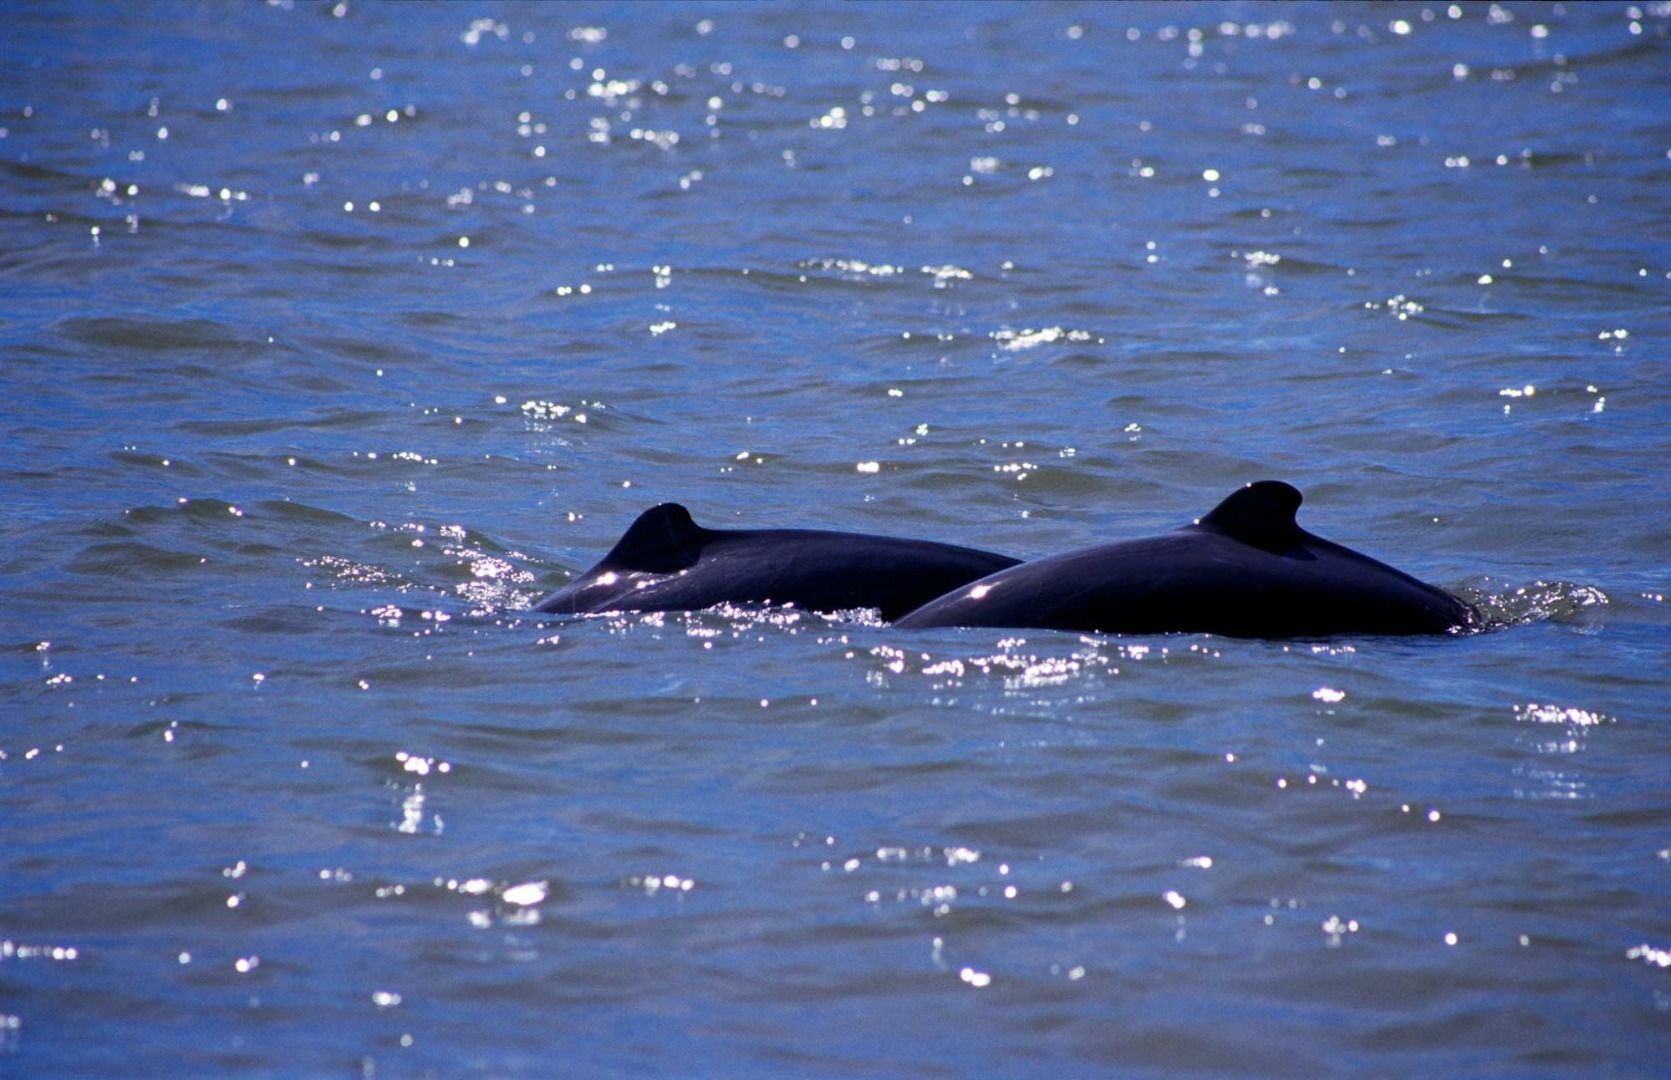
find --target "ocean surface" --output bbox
[3,2,1669,1075]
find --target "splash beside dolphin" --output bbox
[893,481,1474,637]
[533,503,1020,620]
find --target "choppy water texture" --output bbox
[3,2,1669,1075]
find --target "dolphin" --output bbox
[533,503,1021,620]
[893,481,1474,637]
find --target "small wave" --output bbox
[56,315,251,352]
[991,326,1105,352]
[796,256,907,279]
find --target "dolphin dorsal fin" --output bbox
[604,503,706,572]
[1196,481,1304,553]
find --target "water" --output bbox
[3,2,1669,1074]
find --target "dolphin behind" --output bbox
[534,503,1021,620]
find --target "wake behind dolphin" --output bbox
[893,481,1474,637]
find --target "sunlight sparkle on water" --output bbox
[502,881,548,906]
[1625,944,1671,969]
[1514,703,1610,727]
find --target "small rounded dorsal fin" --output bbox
[603,503,706,572]
[1196,481,1304,553]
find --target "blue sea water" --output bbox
[2,1,1669,1075]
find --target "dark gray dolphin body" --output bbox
[894,481,1474,637]
[534,503,1020,620]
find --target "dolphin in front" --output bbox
[533,503,1020,620]
[893,481,1474,637]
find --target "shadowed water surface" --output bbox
[2,2,1669,1075]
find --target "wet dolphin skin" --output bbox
[535,503,1020,621]
[893,482,1473,637]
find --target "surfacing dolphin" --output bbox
[533,503,1020,620]
[893,481,1474,637]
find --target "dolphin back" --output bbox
[535,504,1017,618]
[895,482,1473,637]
